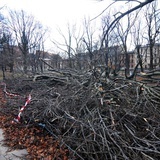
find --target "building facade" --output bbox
[135,43,160,70]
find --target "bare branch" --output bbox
[101,0,155,48]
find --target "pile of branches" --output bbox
[2,68,160,159]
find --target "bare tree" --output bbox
[0,32,15,71]
[52,24,75,68]
[3,9,47,73]
[0,14,15,79]
[100,0,155,49]
[143,1,160,70]
[52,23,84,69]
[131,18,145,72]
[101,15,110,68]
[82,18,100,69]
[114,6,140,74]
[101,12,123,76]
[97,0,156,77]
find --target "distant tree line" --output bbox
[0,0,158,79]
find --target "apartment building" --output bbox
[135,43,160,70]
[107,46,136,71]
[73,45,136,72]
[106,43,160,72]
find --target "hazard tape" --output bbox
[1,82,32,124]
[1,82,22,98]
[12,94,31,123]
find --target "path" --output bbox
[0,84,28,160]
[0,129,28,160]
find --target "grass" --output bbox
[0,70,16,80]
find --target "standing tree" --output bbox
[82,18,100,69]
[98,0,155,76]
[0,12,15,79]
[100,0,155,49]
[0,32,15,72]
[131,18,145,72]
[3,9,47,73]
[52,23,84,69]
[143,1,160,70]
[101,12,123,76]
[101,12,113,68]
[52,24,75,68]
[114,7,139,74]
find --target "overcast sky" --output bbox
[0,0,113,28]
[0,0,115,51]
[1,0,153,52]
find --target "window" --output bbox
[154,59,157,64]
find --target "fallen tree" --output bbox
[1,67,160,159]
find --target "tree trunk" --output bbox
[9,64,14,72]
[136,45,143,72]
[23,53,28,73]
[2,65,5,80]
[149,45,154,70]
[124,49,130,75]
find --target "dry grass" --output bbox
[0,71,13,80]
[0,70,29,80]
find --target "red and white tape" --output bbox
[1,82,22,98]
[1,82,32,124]
[12,94,31,123]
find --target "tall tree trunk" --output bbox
[9,64,14,72]
[124,44,130,75]
[149,45,154,70]
[23,53,28,73]
[2,65,5,80]
[104,39,109,77]
[125,52,130,74]
[136,45,143,72]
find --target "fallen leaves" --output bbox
[0,87,69,160]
